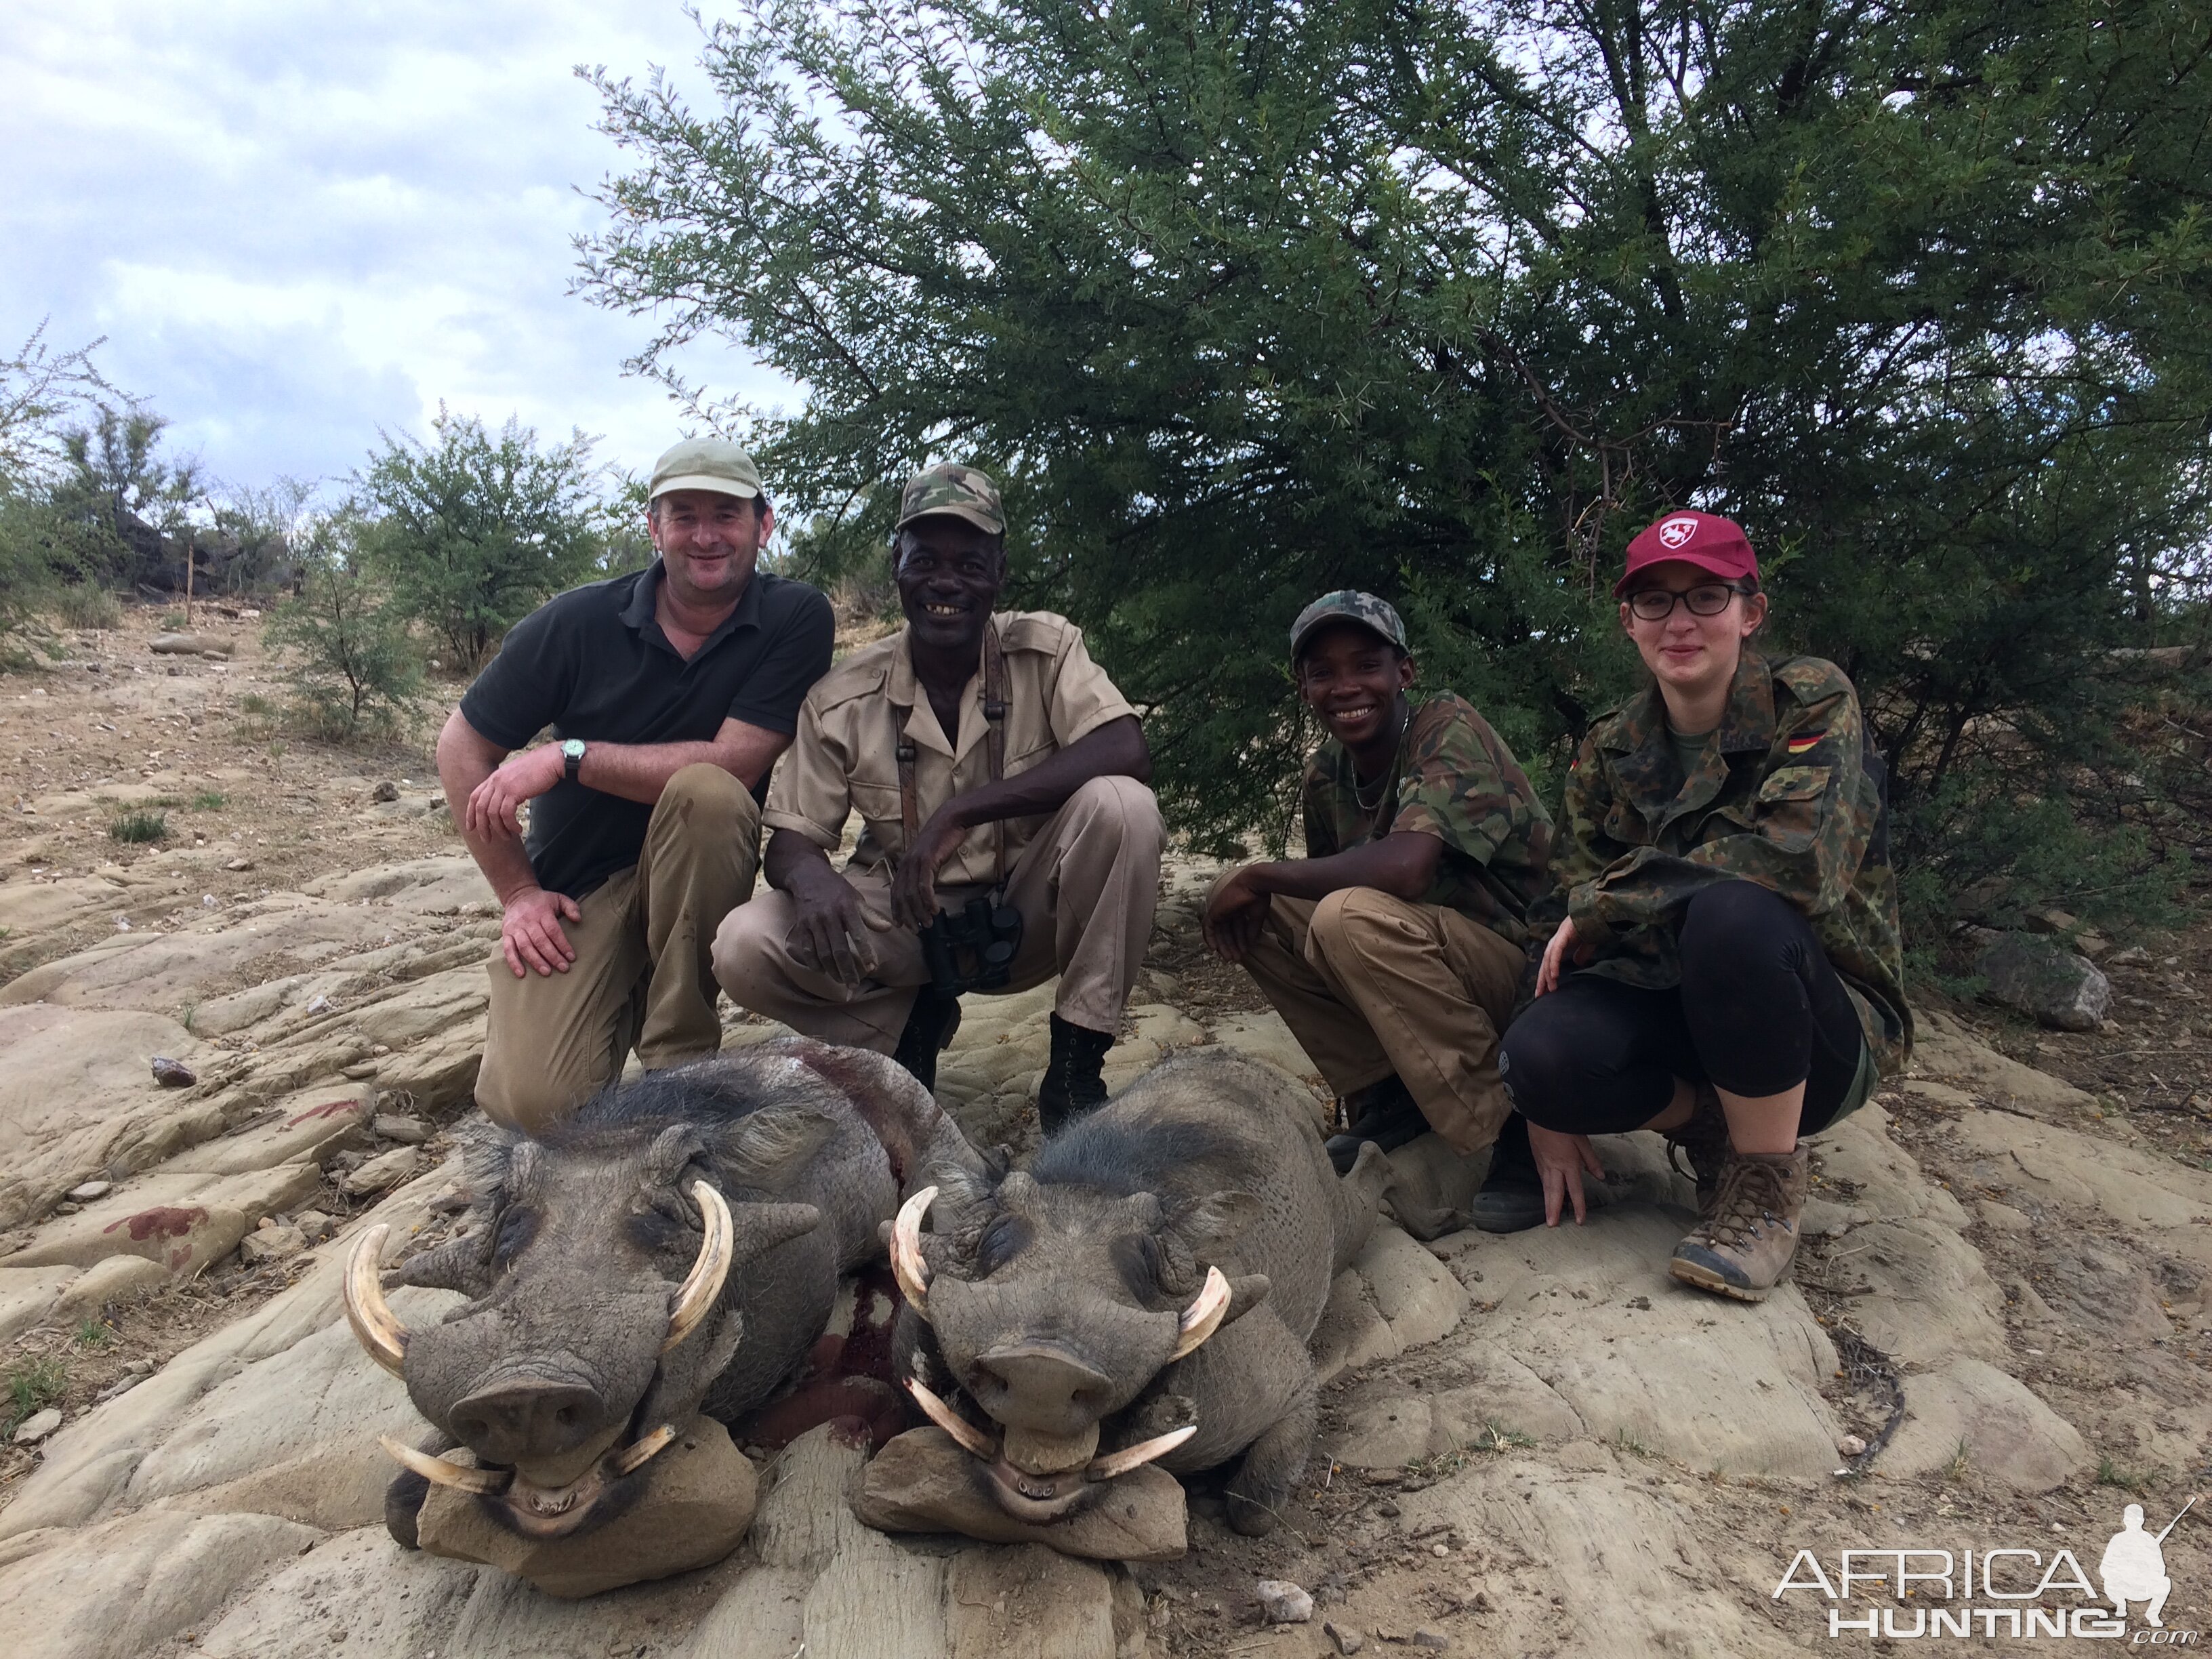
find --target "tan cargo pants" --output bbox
[1229,883,1525,1153]
[712,775,1163,1050]
[476,763,760,1134]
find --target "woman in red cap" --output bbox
[1490,511,1910,1301]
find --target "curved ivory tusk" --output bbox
[344,1224,408,1376]
[609,1424,678,1478]
[379,1435,510,1494]
[661,1181,734,1354]
[1168,1265,1232,1361]
[890,1185,937,1315]
[904,1375,998,1461]
[1087,1423,1197,1481]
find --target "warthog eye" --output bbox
[491,1207,537,1269]
[974,1214,1032,1277]
[623,1206,688,1257]
[1110,1233,1170,1302]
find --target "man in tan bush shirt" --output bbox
[712,464,1162,1128]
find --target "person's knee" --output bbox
[710,895,787,1002]
[476,1047,600,1136]
[1308,886,1420,956]
[658,762,758,836]
[1679,880,1799,989]
[1066,774,1164,851]
[1496,1009,1582,1129]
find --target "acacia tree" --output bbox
[580,0,2212,930]
[355,409,606,670]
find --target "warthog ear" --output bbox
[713,1107,840,1189]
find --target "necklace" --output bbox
[1348,701,1410,816]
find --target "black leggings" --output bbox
[1498,880,1865,1139]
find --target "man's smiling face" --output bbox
[1296,621,1415,750]
[894,516,1004,655]
[649,489,773,610]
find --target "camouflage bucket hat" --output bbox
[896,463,1006,535]
[1290,590,1409,661]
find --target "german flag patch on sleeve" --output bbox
[1785,731,1825,755]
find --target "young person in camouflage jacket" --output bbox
[1496,512,1910,1301]
[1203,592,1556,1226]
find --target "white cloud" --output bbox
[0,0,794,493]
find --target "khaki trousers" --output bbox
[713,775,1163,1050]
[476,763,760,1134]
[1231,884,1525,1153]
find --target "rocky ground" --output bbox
[1,603,2207,1657]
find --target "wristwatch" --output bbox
[560,739,587,783]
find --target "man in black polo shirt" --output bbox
[436,437,834,1132]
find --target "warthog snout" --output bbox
[450,1378,613,1467]
[970,1343,1114,1429]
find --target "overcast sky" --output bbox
[2,0,788,498]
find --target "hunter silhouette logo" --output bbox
[1656,516,1700,549]
[2100,1496,2194,1628]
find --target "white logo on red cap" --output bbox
[1657,516,1700,549]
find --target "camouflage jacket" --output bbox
[1558,653,1912,1074]
[1304,693,1555,945]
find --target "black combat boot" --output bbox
[1036,1013,1113,1134]
[1324,1076,1429,1174]
[890,985,962,1094]
[1467,1111,1547,1233]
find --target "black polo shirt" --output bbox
[460,562,834,899]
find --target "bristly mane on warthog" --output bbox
[890,1048,1385,1538]
[344,1037,979,1546]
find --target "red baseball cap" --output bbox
[1614,511,1759,596]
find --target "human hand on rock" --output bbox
[1526,1122,1603,1226]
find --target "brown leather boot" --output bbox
[1667,1146,1808,1303]
[1662,1084,1731,1222]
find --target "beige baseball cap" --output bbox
[648,436,763,503]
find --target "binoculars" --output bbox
[918,894,1024,997]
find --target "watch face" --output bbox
[562,740,585,759]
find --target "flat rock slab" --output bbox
[417,1416,760,1598]
[161,1086,370,1176]
[0,1264,81,1344]
[853,1427,1188,1561]
[1908,1009,2095,1117]
[0,1003,221,1228]
[1,1162,321,1276]
[0,1508,321,1659]
[1435,1205,1844,1479]
[1881,1358,2088,1492]
[1313,1222,1471,1385]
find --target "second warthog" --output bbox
[889,1048,1384,1537]
[344,1037,974,1546]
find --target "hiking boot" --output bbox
[1325,1076,1428,1174]
[891,985,962,1094]
[1662,1084,1732,1222]
[1037,1013,1113,1134]
[1668,1147,1809,1303]
[1467,1113,1547,1233]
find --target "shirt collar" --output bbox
[1606,651,1774,756]
[619,560,763,655]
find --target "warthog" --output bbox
[890,1049,1383,1537]
[344,1037,975,1544]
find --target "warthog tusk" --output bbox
[904,1375,998,1461]
[344,1224,407,1376]
[379,1435,510,1494]
[890,1185,936,1314]
[661,1181,733,1354]
[609,1424,678,1478]
[1087,1423,1197,1481]
[1168,1265,1232,1361]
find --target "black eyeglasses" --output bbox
[1626,583,1748,621]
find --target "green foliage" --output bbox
[581,0,2212,935]
[49,581,122,630]
[51,405,202,590]
[0,324,124,662]
[190,791,226,811]
[74,1317,111,1349]
[3,1356,65,1436]
[352,408,607,670]
[264,516,425,741]
[107,810,167,844]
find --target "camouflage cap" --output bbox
[648,436,762,503]
[1290,590,1409,661]
[895,463,1005,536]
